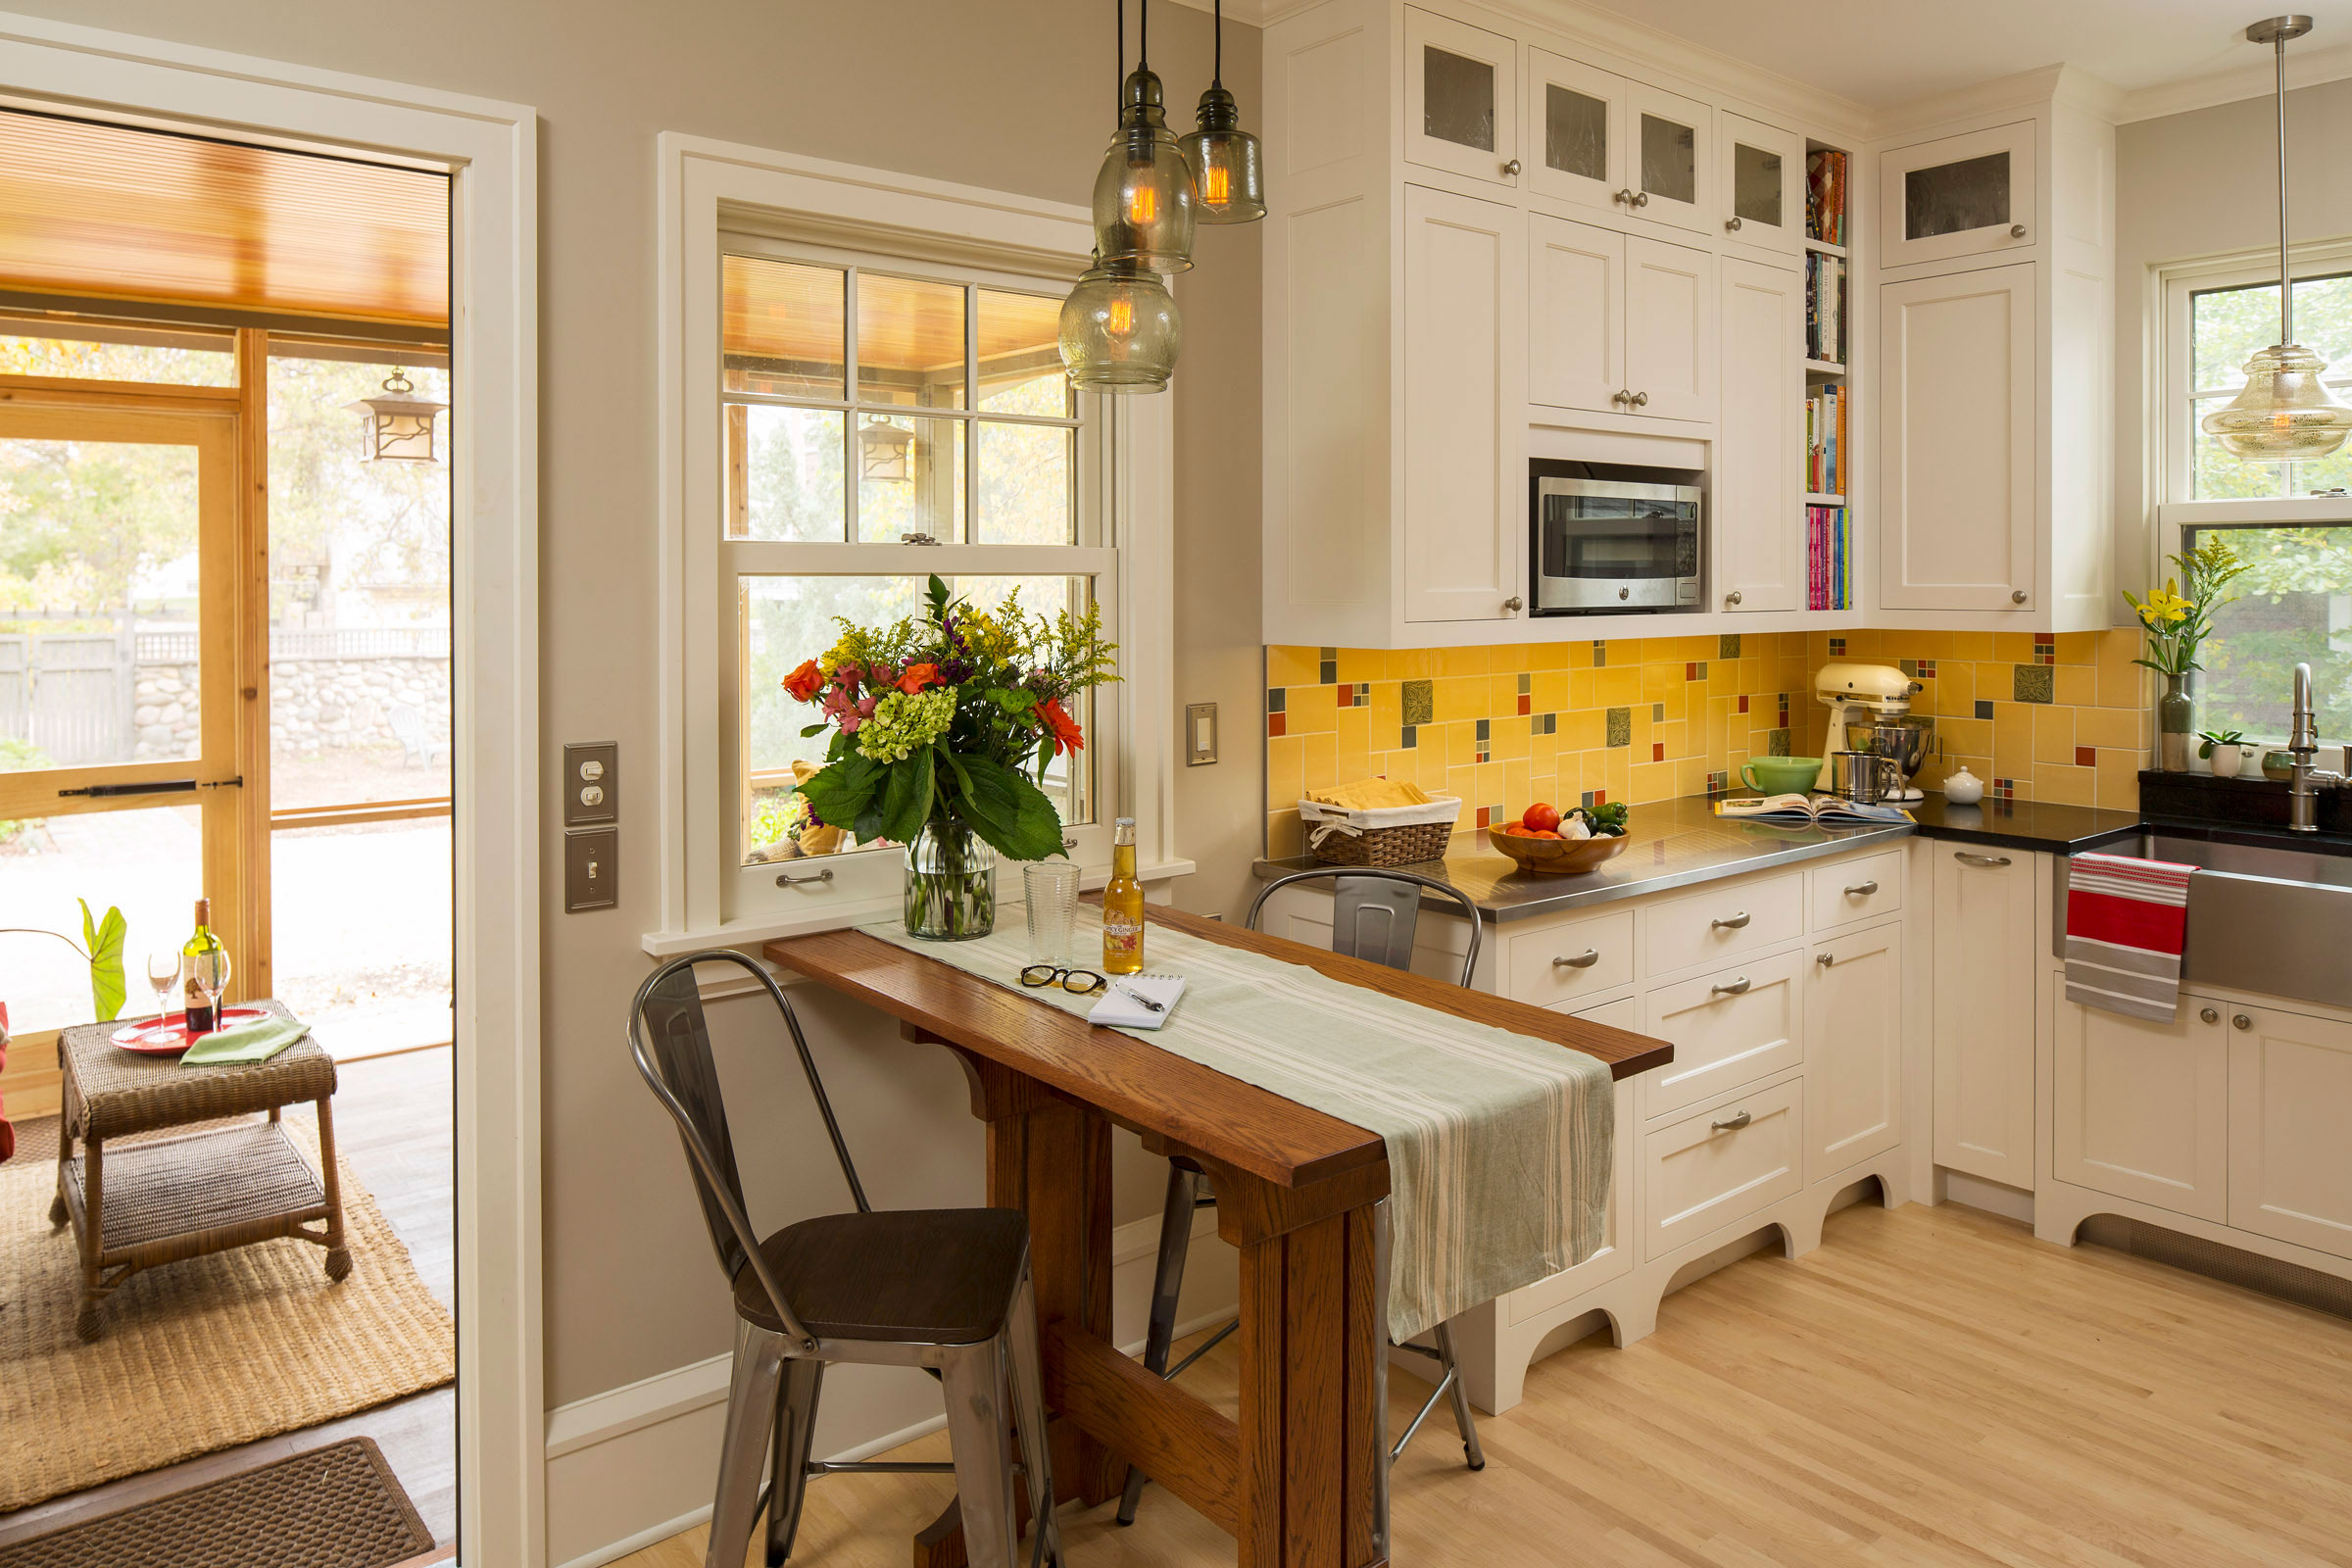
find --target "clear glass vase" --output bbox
[903,820,997,941]
[2158,672,2193,771]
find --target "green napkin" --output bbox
[179,1014,310,1066]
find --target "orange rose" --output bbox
[898,662,940,695]
[782,659,825,702]
[1039,698,1085,757]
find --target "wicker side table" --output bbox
[49,1001,348,1340]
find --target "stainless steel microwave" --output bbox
[1531,476,1702,613]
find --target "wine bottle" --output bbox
[181,898,231,1034]
[1102,816,1145,975]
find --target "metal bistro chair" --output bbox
[1116,867,1488,1528]
[630,952,1063,1568]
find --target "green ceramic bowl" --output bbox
[1741,757,1824,795]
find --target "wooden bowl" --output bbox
[1487,828,1631,875]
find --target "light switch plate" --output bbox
[564,827,617,911]
[564,742,618,826]
[1185,703,1218,766]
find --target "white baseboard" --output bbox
[545,1201,1236,1568]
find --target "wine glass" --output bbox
[145,951,180,1036]
[184,947,231,1038]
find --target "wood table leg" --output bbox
[1238,1202,1384,1568]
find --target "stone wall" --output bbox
[130,656,453,760]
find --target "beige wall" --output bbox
[2113,75,2352,601]
[15,0,1264,1409]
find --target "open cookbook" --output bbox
[1713,794,1914,827]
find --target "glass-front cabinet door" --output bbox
[1403,6,1519,188]
[1523,48,1627,213]
[1879,121,2037,269]
[1718,112,1804,256]
[1623,82,1712,235]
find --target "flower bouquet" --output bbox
[782,575,1117,939]
[2123,535,2248,770]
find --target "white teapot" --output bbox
[1942,765,1984,805]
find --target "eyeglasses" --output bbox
[1020,964,1107,995]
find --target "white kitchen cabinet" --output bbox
[1808,921,1902,1181]
[1643,1074,1803,1260]
[1718,112,1804,257]
[1879,264,2036,613]
[2052,993,2227,1224]
[1404,7,1519,188]
[1879,121,2037,270]
[1524,47,1630,215]
[2228,1004,2352,1260]
[1931,845,2036,1188]
[1715,255,1804,612]
[1642,947,1804,1119]
[1528,216,1711,424]
[1624,81,1712,237]
[1402,183,1525,622]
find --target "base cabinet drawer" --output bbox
[1505,910,1637,1007]
[1646,871,1803,974]
[1642,948,1804,1118]
[1643,1077,1803,1260]
[1506,1075,1637,1322]
[1807,851,1902,931]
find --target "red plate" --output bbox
[112,1007,270,1054]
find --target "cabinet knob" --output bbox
[2233,1012,2254,1031]
[1725,216,1742,231]
[1632,191,1650,207]
[1552,949,1600,969]
[1630,390,1649,408]
[1816,951,1835,967]
[1614,187,1636,205]
[2011,589,2029,604]
[1725,590,1743,607]
[2010,222,2028,238]
[2200,1006,2221,1025]
[1503,158,1522,176]
[1502,595,1524,612]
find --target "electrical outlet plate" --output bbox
[564,827,617,911]
[1185,703,1218,766]
[564,742,617,826]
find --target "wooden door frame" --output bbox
[0,15,546,1566]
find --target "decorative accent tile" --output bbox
[1917,659,1937,678]
[1318,649,1339,684]
[2034,636,2056,666]
[1399,724,1417,750]
[1400,679,1433,726]
[1651,703,1666,722]
[1475,717,1491,762]
[1515,673,1531,695]
[1651,741,1666,762]
[1719,634,1741,659]
[1606,707,1632,747]
[1267,687,1286,713]
[1539,712,1558,735]
[1766,727,1790,757]
[1516,694,1531,716]
[2013,664,2054,704]
[1685,661,1706,681]
[1267,712,1286,738]
[1592,641,1608,666]
[1975,699,1995,720]
[2075,745,2096,767]
[1475,806,1491,828]
[1992,775,2018,800]
[1828,637,1846,656]
[1899,659,1918,677]
[1706,769,1731,796]
[1475,718,1491,740]
[1347,681,1370,708]
[1738,695,1750,714]
[1581,789,1599,808]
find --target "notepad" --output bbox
[1089,973,1187,1031]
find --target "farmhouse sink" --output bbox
[2054,828,2352,1010]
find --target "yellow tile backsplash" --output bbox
[1263,627,2152,858]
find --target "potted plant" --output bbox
[2197,728,2248,778]
[780,576,1118,940]
[2123,535,2250,770]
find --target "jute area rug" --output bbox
[0,1438,434,1568]
[0,1117,455,1513]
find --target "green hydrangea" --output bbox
[856,686,957,763]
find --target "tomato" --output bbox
[1532,829,1563,840]
[1522,802,1562,833]
[1493,822,1523,836]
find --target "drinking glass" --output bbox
[1022,861,1082,965]
[145,951,179,1030]
[185,947,231,1036]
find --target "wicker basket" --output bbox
[1298,793,1462,867]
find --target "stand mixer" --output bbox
[1815,662,1930,803]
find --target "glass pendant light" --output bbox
[1092,0,1196,274]
[1059,252,1181,394]
[1179,0,1266,224]
[2201,16,2352,464]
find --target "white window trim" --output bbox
[647,135,1186,956]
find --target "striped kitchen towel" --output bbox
[2063,851,2195,1022]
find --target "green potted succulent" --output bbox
[2197,728,2248,779]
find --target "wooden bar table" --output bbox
[766,904,1670,1568]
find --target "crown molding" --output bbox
[1159,0,1286,26]
[2116,37,2352,123]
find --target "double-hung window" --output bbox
[2158,251,2352,744]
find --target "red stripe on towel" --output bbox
[2066,888,2186,954]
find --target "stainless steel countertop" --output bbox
[1253,793,1914,922]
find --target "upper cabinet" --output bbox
[1529,214,1714,423]
[1719,113,1805,256]
[1405,8,1520,187]
[1880,122,2037,270]
[1717,257,1805,612]
[1524,47,1629,213]
[1624,82,1713,236]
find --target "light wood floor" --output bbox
[616,1200,2352,1568]
[0,1046,456,1546]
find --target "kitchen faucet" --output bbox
[2286,662,2345,832]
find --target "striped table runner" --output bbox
[2064,851,2195,1022]
[864,909,1613,1344]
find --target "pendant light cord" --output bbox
[1140,0,1150,70]
[2276,28,2294,346]
[1214,0,1224,86]
[1116,0,1123,112]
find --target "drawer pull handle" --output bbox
[1711,910,1750,929]
[1954,852,2012,867]
[1552,949,1601,969]
[1842,879,1879,896]
[1710,976,1751,997]
[776,867,835,887]
[1711,1110,1752,1133]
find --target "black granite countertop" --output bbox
[1903,794,2145,855]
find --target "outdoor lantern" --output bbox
[858,415,915,480]
[344,369,446,464]
[1059,254,1180,394]
[1090,0,1196,274]
[1179,0,1266,224]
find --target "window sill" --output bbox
[639,856,1198,959]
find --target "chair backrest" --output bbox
[1245,867,1483,989]
[627,950,870,1349]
